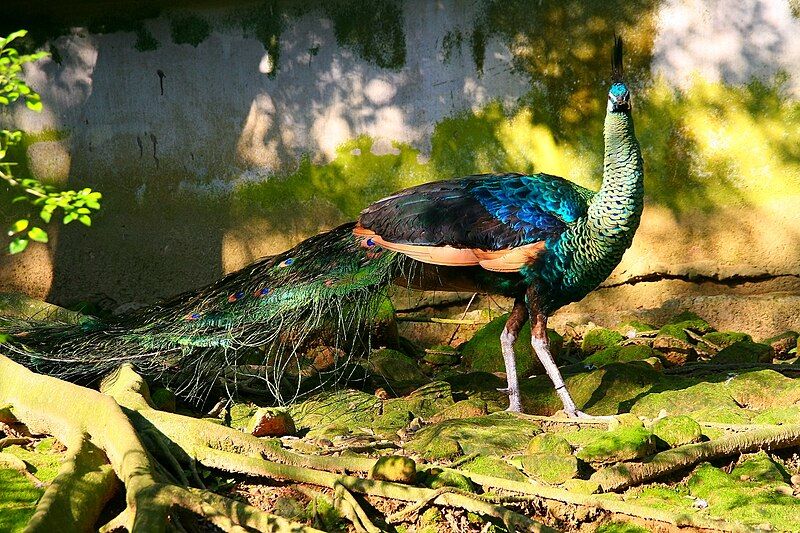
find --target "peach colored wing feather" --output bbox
[353,225,545,273]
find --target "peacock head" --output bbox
[607,36,631,113]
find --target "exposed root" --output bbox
[333,481,380,533]
[590,424,800,491]
[0,355,320,533]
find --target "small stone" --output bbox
[424,469,476,492]
[652,415,702,449]
[762,331,798,360]
[249,407,296,437]
[369,455,417,484]
[520,453,579,484]
[791,474,800,487]
[701,331,752,352]
[374,388,390,399]
[527,433,573,455]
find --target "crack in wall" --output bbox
[600,272,800,290]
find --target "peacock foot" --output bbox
[497,387,523,412]
[570,410,617,421]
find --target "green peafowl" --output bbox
[2,38,643,416]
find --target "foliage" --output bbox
[0,30,101,254]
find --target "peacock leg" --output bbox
[526,288,583,417]
[498,297,528,412]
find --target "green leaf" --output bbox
[9,237,28,254]
[78,215,92,226]
[0,96,8,105]
[25,99,42,112]
[4,30,28,44]
[39,209,51,223]
[63,212,77,224]
[8,219,28,235]
[27,227,48,243]
[76,207,90,214]
[85,200,100,209]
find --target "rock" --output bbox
[369,455,416,484]
[249,407,296,437]
[0,292,85,323]
[701,331,752,351]
[373,399,414,433]
[418,508,445,533]
[150,387,176,412]
[527,433,573,455]
[631,380,748,423]
[616,320,657,338]
[520,453,579,484]
[460,456,528,482]
[229,403,257,431]
[652,415,702,449]
[272,495,305,520]
[731,451,788,484]
[422,468,476,491]
[289,389,381,438]
[595,521,650,533]
[752,406,800,425]
[405,381,455,419]
[561,479,600,494]
[583,345,658,368]
[365,348,429,395]
[445,371,507,406]
[423,345,460,365]
[429,398,488,423]
[576,426,655,464]
[460,314,563,376]
[727,370,800,410]
[652,334,696,366]
[661,311,713,336]
[404,412,541,459]
[581,327,625,354]
[762,331,798,360]
[712,341,774,364]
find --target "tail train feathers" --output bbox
[1,223,408,403]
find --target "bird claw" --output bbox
[568,410,617,421]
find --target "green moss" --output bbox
[405,412,541,459]
[581,327,624,354]
[688,463,800,530]
[727,370,800,409]
[661,312,713,337]
[423,345,459,365]
[520,453,579,484]
[575,426,655,464]
[365,348,428,395]
[288,389,380,438]
[521,362,661,416]
[752,406,800,425]
[306,494,345,532]
[527,433,572,455]
[370,455,416,484]
[170,14,211,47]
[731,451,788,484]
[0,469,44,532]
[712,341,774,365]
[631,380,744,422]
[459,455,528,482]
[701,331,752,350]
[423,469,476,492]
[404,381,455,419]
[561,478,600,495]
[5,439,63,482]
[150,387,176,412]
[373,398,413,433]
[326,0,406,69]
[470,25,487,74]
[430,398,488,422]
[595,521,651,533]
[460,313,535,376]
[584,345,657,368]
[229,402,257,431]
[616,320,656,336]
[652,415,702,449]
[623,485,693,514]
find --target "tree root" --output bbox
[590,423,800,492]
[0,355,320,533]
[332,481,380,533]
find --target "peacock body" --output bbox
[2,38,643,415]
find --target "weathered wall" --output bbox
[1,0,799,334]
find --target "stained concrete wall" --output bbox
[1,0,799,335]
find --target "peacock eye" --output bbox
[280,258,294,267]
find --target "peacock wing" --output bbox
[355,173,592,272]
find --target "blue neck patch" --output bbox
[610,83,628,97]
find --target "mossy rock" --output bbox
[459,455,528,482]
[521,362,661,416]
[229,402,258,431]
[652,334,696,366]
[561,478,600,495]
[652,415,702,449]
[662,311,713,335]
[581,327,624,354]
[460,314,562,376]
[752,406,800,425]
[150,387,176,412]
[520,453,578,484]
[583,345,657,368]
[526,433,572,455]
[370,455,416,484]
[576,426,655,464]
[727,370,800,409]
[731,451,788,484]
[373,398,414,433]
[404,381,455,419]
[762,331,798,360]
[418,508,445,533]
[616,320,657,337]
[429,398,488,423]
[423,345,460,365]
[445,371,507,405]
[422,468,476,492]
[701,331,752,351]
[688,462,799,530]
[404,412,541,459]
[289,389,381,438]
[272,495,305,520]
[4,438,64,482]
[365,348,429,395]
[623,485,694,514]
[631,380,743,422]
[711,341,774,365]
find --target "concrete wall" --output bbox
[1,0,799,335]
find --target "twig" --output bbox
[395,316,485,325]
